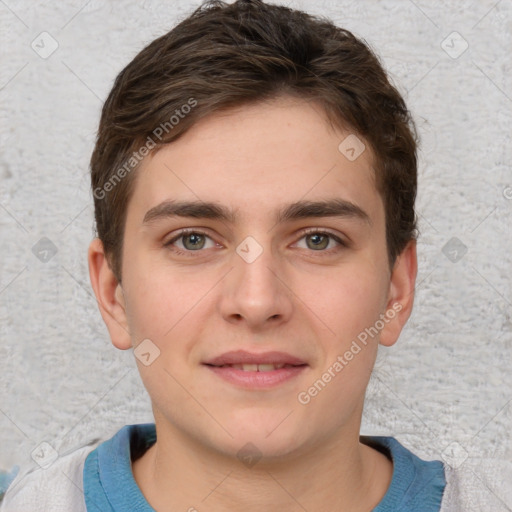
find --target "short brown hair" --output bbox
[91,0,418,282]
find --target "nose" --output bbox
[217,237,293,331]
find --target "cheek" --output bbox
[123,258,219,347]
[295,269,384,421]
[124,278,169,341]
[123,268,209,407]
[302,264,388,343]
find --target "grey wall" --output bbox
[1,0,511,505]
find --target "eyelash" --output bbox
[164,227,347,258]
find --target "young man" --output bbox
[1,0,472,510]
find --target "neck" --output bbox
[133,414,393,512]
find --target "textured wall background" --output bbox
[1,0,511,505]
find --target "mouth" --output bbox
[206,363,304,372]
[203,349,307,367]
[202,350,308,389]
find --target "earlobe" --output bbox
[88,238,132,350]
[379,240,418,347]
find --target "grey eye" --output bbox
[182,233,207,250]
[305,233,330,250]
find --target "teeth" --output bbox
[227,363,287,371]
[258,364,281,372]
[236,364,258,371]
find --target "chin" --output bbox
[218,416,307,459]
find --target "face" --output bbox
[90,95,416,461]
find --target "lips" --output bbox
[203,350,308,388]
[222,363,296,372]
[203,350,307,368]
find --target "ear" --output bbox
[379,239,418,347]
[88,238,132,350]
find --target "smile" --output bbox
[215,363,299,371]
[204,363,308,389]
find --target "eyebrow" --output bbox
[142,198,371,226]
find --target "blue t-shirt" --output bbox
[83,423,446,511]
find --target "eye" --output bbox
[295,229,347,252]
[163,228,347,257]
[164,229,217,254]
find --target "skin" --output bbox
[88,95,417,512]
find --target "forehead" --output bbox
[128,96,382,225]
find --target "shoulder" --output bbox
[0,438,100,512]
[441,457,512,512]
[362,435,446,511]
